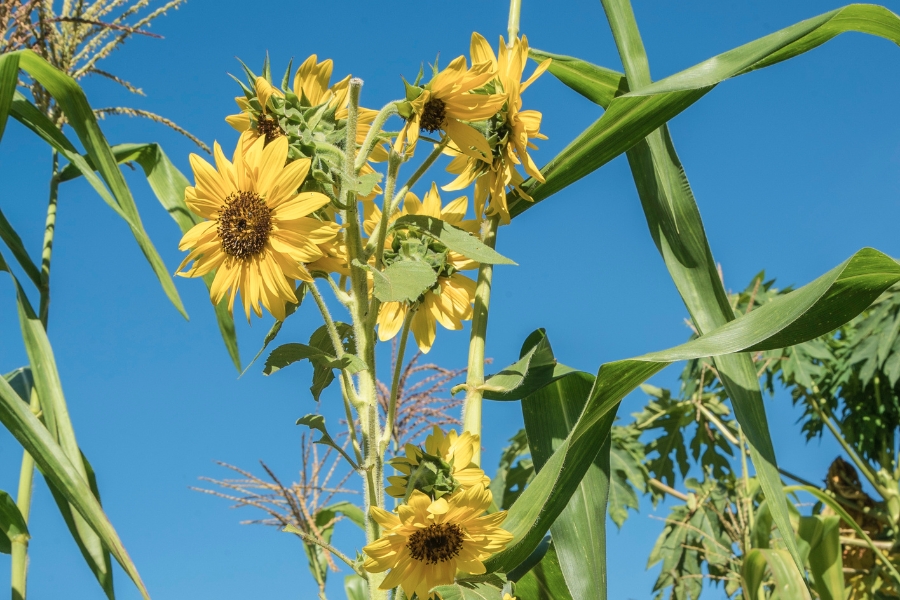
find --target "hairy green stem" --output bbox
[462,216,499,465]
[340,83,386,600]
[308,277,362,409]
[370,152,402,269]
[380,311,413,453]
[354,101,400,172]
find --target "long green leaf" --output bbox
[0,374,148,598]
[43,454,114,598]
[520,333,609,599]
[3,255,116,595]
[0,206,41,289]
[743,549,812,600]
[513,4,900,217]
[0,490,28,555]
[484,248,900,572]
[513,541,574,600]
[0,253,146,597]
[10,50,186,317]
[0,52,20,143]
[786,485,900,585]
[0,312,147,599]
[59,142,241,371]
[542,0,885,575]
[797,515,844,600]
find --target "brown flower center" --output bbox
[256,115,283,143]
[407,523,464,564]
[217,191,272,260]
[419,97,446,133]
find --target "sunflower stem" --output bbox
[368,151,402,267]
[508,0,522,43]
[354,100,400,172]
[380,310,414,454]
[462,215,500,466]
[341,83,386,596]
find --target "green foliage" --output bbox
[391,215,515,266]
[266,322,363,401]
[490,429,534,511]
[647,477,742,599]
[0,490,28,555]
[513,541,575,600]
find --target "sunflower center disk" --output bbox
[407,523,464,564]
[218,191,272,260]
[256,115,283,143]
[419,98,446,133]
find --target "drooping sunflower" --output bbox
[363,484,513,599]
[371,184,479,353]
[395,56,506,160]
[386,426,490,499]
[176,136,339,321]
[444,34,551,224]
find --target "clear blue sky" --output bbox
[1,0,899,598]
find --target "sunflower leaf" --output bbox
[343,171,382,197]
[392,215,516,265]
[369,260,437,303]
[431,573,506,600]
[296,415,349,461]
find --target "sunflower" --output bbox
[363,484,512,599]
[225,76,286,146]
[443,34,551,224]
[371,184,479,353]
[386,427,490,499]
[395,56,505,160]
[176,136,339,321]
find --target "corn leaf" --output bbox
[513,4,900,216]
[0,52,19,143]
[484,248,900,573]
[9,50,186,317]
[58,143,241,371]
[0,254,148,599]
[743,549,812,600]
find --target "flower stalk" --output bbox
[462,215,500,465]
[380,310,414,454]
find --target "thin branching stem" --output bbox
[380,310,413,453]
[354,100,400,172]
